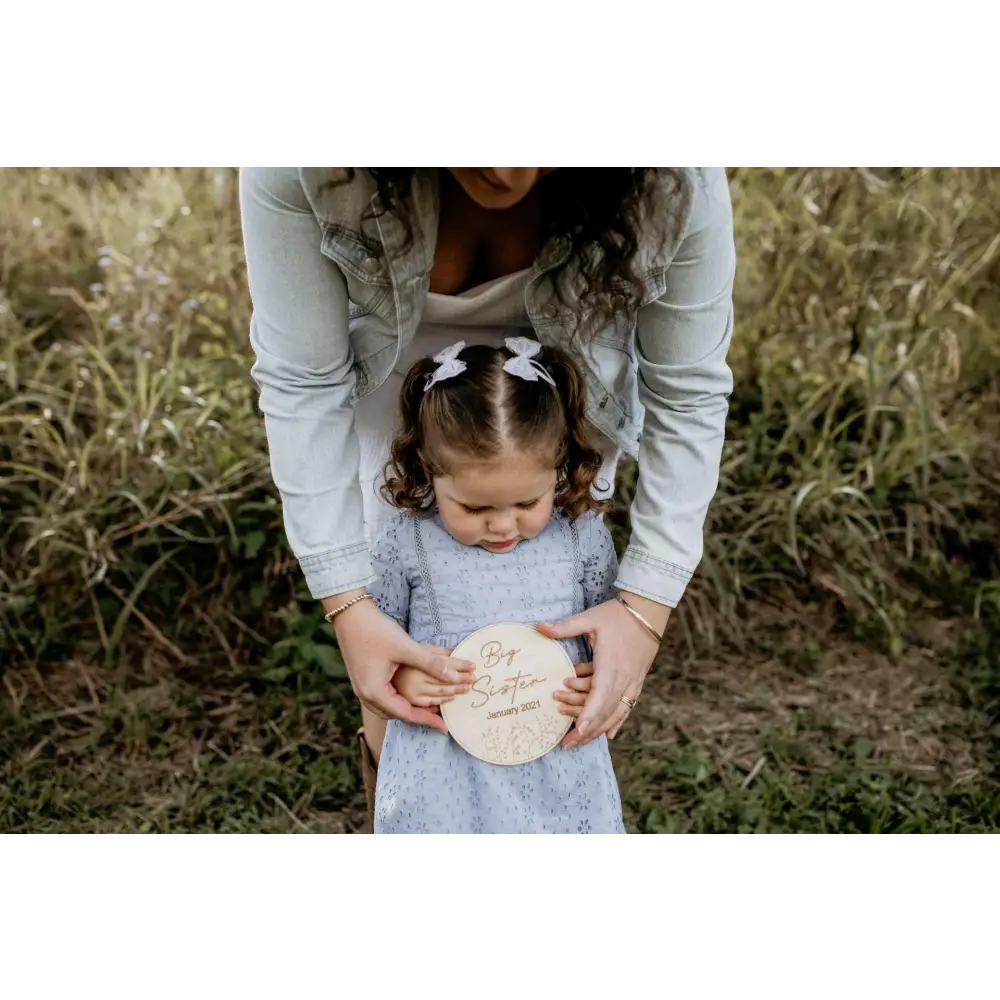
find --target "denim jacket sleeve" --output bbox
[240,167,374,599]
[616,167,736,608]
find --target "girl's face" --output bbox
[434,451,557,554]
[445,168,556,210]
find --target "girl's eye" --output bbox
[518,499,540,510]
[462,505,486,514]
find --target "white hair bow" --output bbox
[503,336,555,386]
[423,341,467,392]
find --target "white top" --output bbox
[395,269,533,373]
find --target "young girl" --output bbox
[368,337,626,834]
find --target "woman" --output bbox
[239,167,735,828]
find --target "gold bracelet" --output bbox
[616,594,663,644]
[324,592,374,623]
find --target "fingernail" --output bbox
[577,721,589,736]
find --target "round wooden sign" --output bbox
[441,622,574,766]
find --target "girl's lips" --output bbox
[485,539,517,551]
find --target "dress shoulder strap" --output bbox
[412,515,443,635]
[568,516,585,616]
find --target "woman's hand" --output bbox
[538,593,668,747]
[328,590,475,733]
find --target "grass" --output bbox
[2,167,999,833]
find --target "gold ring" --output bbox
[620,695,637,711]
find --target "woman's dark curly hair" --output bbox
[362,168,671,333]
[382,343,608,520]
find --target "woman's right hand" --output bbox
[327,590,476,733]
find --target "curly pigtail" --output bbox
[544,348,609,519]
[381,357,438,511]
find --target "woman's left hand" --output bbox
[538,594,668,748]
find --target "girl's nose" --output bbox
[487,511,515,536]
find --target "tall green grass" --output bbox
[4,168,999,665]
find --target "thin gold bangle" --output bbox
[324,592,374,623]
[616,594,663,644]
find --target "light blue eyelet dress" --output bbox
[369,509,626,834]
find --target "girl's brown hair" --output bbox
[381,344,608,520]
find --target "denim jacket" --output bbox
[240,167,735,608]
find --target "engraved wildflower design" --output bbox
[483,726,509,763]
[477,712,570,765]
[508,722,537,761]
